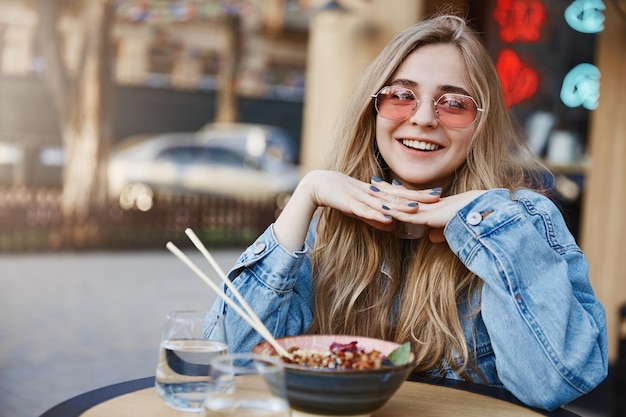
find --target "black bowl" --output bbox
[253,335,416,416]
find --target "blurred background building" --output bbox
[0,0,601,188]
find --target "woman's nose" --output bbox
[409,98,439,127]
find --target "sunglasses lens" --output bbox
[435,94,478,128]
[374,87,480,128]
[375,87,416,121]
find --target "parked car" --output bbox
[108,123,301,211]
[198,122,299,164]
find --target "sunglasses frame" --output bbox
[371,85,484,129]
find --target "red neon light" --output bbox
[496,48,539,107]
[493,0,547,43]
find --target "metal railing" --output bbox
[0,186,277,251]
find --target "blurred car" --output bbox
[198,122,299,164]
[108,123,301,211]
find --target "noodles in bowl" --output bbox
[253,335,416,416]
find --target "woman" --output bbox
[209,13,607,411]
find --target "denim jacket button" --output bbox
[253,242,266,254]
[467,212,482,226]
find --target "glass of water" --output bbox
[205,353,290,417]
[155,310,227,412]
[398,222,426,239]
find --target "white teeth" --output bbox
[401,139,440,151]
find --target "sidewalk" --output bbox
[0,248,242,417]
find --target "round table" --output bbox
[39,375,580,417]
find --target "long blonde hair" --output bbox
[307,13,548,379]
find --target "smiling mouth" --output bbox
[401,139,441,151]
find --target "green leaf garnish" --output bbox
[386,342,412,366]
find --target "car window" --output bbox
[156,145,250,168]
[156,146,198,163]
[266,131,298,163]
[202,147,246,167]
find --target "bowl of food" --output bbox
[252,334,416,416]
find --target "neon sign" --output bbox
[493,0,547,43]
[496,48,539,107]
[561,0,604,109]
[561,63,601,110]
[492,0,602,109]
[492,0,546,106]
[564,0,606,33]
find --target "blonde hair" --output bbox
[307,13,548,379]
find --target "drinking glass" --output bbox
[399,222,426,239]
[204,353,290,417]
[155,310,227,412]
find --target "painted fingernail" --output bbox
[370,185,380,192]
[408,202,418,207]
[384,214,392,219]
[382,205,390,211]
[372,175,382,182]
[392,179,402,186]
[430,187,443,195]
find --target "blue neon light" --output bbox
[564,0,606,33]
[560,63,601,110]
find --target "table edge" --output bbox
[38,377,155,417]
[407,374,579,417]
[38,375,580,417]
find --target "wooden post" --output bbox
[300,0,424,173]
[580,7,626,363]
[215,17,239,124]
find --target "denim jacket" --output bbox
[209,188,608,411]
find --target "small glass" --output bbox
[398,222,426,239]
[155,310,227,412]
[204,353,290,417]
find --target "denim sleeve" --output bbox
[208,224,314,353]
[444,188,608,411]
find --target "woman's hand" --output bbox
[300,170,397,231]
[273,170,398,251]
[273,170,486,251]
[369,177,486,243]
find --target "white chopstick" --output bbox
[165,240,291,358]
[184,228,267,333]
